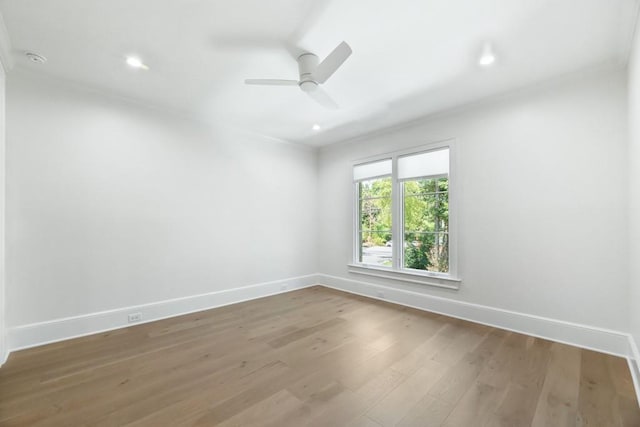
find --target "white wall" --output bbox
[6,70,317,329]
[629,18,640,353]
[0,61,6,363]
[318,67,629,331]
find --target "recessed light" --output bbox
[312,124,321,131]
[478,43,496,67]
[126,56,149,70]
[25,52,47,64]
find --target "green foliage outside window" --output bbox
[359,178,392,247]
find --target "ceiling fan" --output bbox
[244,41,352,110]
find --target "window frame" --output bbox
[350,139,460,289]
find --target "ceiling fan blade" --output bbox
[314,41,352,83]
[306,86,339,110]
[244,79,299,86]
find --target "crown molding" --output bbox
[0,11,14,72]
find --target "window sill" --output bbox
[347,264,461,290]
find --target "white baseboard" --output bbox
[628,335,640,404]
[7,274,319,353]
[0,346,7,366]
[317,274,631,358]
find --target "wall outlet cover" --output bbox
[128,312,142,323]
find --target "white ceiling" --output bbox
[1,0,638,146]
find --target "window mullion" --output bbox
[353,182,360,265]
[391,156,401,271]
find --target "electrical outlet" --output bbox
[376,291,385,299]
[128,312,142,323]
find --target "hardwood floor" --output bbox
[0,286,638,426]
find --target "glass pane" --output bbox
[438,177,449,193]
[358,176,392,268]
[359,231,393,267]
[403,232,449,273]
[359,177,392,233]
[403,177,448,196]
[360,198,392,232]
[404,180,449,233]
[359,177,392,200]
[403,176,449,273]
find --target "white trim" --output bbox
[347,264,460,289]
[628,335,640,406]
[317,273,631,358]
[7,274,319,352]
[391,154,401,267]
[630,334,640,368]
[0,12,13,72]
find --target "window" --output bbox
[355,159,392,267]
[352,143,458,285]
[400,148,450,273]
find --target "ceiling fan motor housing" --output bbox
[298,53,319,88]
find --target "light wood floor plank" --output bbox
[367,360,447,426]
[531,343,581,427]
